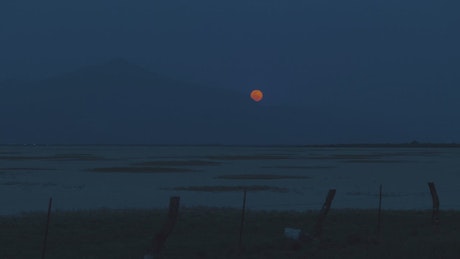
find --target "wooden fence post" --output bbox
[41,197,52,259]
[377,184,382,240]
[313,189,336,239]
[147,196,180,258]
[238,188,247,253]
[428,182,440,226]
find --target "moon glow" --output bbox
[250,90,263,102]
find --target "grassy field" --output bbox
[1,207,459,258]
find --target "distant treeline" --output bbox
[303,141,460,148]
[1,142,460,148]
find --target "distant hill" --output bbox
[1,60,458,145]
[0,60,318,145]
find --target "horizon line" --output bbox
[1,141,459,148]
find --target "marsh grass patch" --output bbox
[0,181,57,187]
[308,151,442,161]
[261,165,335,170]
[0,153,105,161]
[215,174,310,180]
[346,191,428,197]
[89,167,199,173]
[132,160,222,167]
[166,185,289,193]
[308,154,383,160]
[342,159,406,163]
[207,154,295,161]
[53,153,105,160]
[0,155,53,160]
[0,167,56,171]
[0,151,20,155]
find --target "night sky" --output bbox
[1,0,459,145]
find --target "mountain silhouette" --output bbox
[2,59,457,145]
[1,59,313,145]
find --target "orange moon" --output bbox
[250,89,263,102]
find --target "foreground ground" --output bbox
[1,207,459,258]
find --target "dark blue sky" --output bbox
[1,0,459,144]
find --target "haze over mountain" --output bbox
[0,60,311,145]
[1,60,458,145]
[1,0,459,144]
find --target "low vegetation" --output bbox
[207,154,295,160]
[1,208,459,258]
[0,154,105,161]
[132,160,222,167]
[167,185,289,193]
[215,174,309,180]
[88,167,198,173]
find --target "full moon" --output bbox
[250,89,263,102]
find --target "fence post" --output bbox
[313,189,336,239]
[41,197,53,259]
[428,182,440,227]
[377,184,382,240]
[238,188,247,253]
[147,196,180,258]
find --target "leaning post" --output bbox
[238,188,247,253]
[313,189,336,239]
[145,196,180,258]
[41,197,53,259]
[377,184,382,240]
[428,182,440,228]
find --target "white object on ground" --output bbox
[284,227,302,240]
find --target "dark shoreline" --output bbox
[302,143,460,148]
[1,207,459,258]
[1,142,459,148]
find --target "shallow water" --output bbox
[1,145,459,214]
